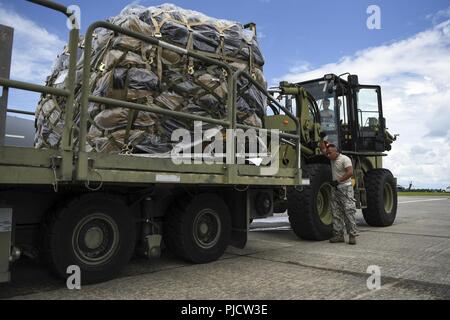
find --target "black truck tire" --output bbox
[164,193,231,263]
[42,194,136,284]
[363,169,397,227]
[287,164,333,241]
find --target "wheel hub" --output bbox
[317,183,332,225]
[199,222,209,235]
[384,183,394,214]
[193,209,221,249]
[72,213,119,266]
[317,193,324,213]
[84,226,104,250]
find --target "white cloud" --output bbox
[257,31,266,39]
[276,17,450,189]
[426,6,450,25]
[0,5,65,83]
[288,61,312,74]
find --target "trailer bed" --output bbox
[0,145,302,187]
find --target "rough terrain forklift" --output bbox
[272,73,398,240]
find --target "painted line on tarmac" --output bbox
[250,226,292,232]
[364,229,450,239]
[398,198,448,204]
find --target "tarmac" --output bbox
[1,196,449,300]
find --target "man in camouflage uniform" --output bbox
[324,144,358,245]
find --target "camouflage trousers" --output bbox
[331,185,358,237]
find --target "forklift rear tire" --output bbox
[164,193,231,264]
[287,164,333,241]
[363,169,397,227]
[42,194,136,284]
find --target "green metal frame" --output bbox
[0,0,304,188]
[0,24,13,147]
[0,0,77,186]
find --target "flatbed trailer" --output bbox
[0,0,306,284]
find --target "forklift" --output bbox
[273,73,398,240]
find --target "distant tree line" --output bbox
[397,181,449,192]
[397,187,448,193]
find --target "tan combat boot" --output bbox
[348,235,357,245]
[329,235,345,243]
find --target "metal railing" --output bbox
[233,70,302,171]
[6,109,35,116]
[0,0,78,152]
[77,20,302,180]
[0,0,303,183]
[0,0,78,181]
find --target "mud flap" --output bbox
[224,190,248,249]
[0,208,12,283]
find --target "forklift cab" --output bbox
[297,74,387,153]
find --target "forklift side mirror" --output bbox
[348,75,359,86]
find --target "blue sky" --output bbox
[0,0,450,188]
[2,0,448,83]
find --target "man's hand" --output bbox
[330,180,339,188]
[319,140,328,156]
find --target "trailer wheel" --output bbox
[363,169,397,227]
[164,193,231,263]
[42,194,136,284]
[287,164,333,240]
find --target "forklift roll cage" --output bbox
[296,74,387,156]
